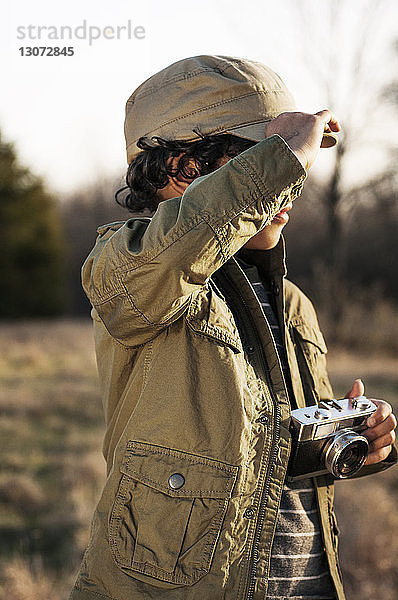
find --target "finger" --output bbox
[315,109,332,121]
[363,413,397,442]
[365,445,393,466]
[317,110,341,148]
[367,429,396,452]
[344,378,365,400]
[326,117,341,132]
[321,133,338,148]
[315,110,341,131]
[366,399,393,428]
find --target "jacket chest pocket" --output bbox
[290,320,332,403]
[109,441,239,588]
[186,286,243,354]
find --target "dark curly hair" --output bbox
[115,134,256,213]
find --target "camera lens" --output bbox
[338,445,366,476]
[324,430,369,478]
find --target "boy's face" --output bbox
[242,202,292,250]
[159,149,292,251]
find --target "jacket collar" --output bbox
[236,236,287,279]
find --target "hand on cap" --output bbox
[264,110,341,171]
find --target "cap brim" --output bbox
[226,122,270,142]
[227,121,338,148]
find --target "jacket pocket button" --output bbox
[168,473,185,489]
[243,507,255,519]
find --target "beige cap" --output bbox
[124,55,336,164]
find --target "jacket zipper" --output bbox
[212,268,282,600]
[246,388,281,600]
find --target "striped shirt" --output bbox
[267,478,335,600]
[236,257,336,600]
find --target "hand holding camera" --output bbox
[288,379,396,481]
[346,379,396,467]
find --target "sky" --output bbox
[2,0,397,196]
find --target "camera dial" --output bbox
[351,396,372,410]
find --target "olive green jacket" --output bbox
[70,136,395,600]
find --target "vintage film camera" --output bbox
[288,396,377,481]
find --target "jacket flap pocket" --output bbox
[120,441,239,499]
[186,287,243,354]
[291,320,328,353]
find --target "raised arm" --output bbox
[82,111,338,347]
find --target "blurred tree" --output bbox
[291,0,398,335]
[61,179,127,314]
[286,172,398,298]
[383,39,398,105]
[0,131,65,317]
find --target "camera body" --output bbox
[287,396,376,481]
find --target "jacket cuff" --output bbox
[234,134,307,208]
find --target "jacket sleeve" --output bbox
[82,135,306,347]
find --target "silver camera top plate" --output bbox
[291,396,377,441]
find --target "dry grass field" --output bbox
[0,320,396,600]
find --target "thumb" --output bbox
[345,378,365,399]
